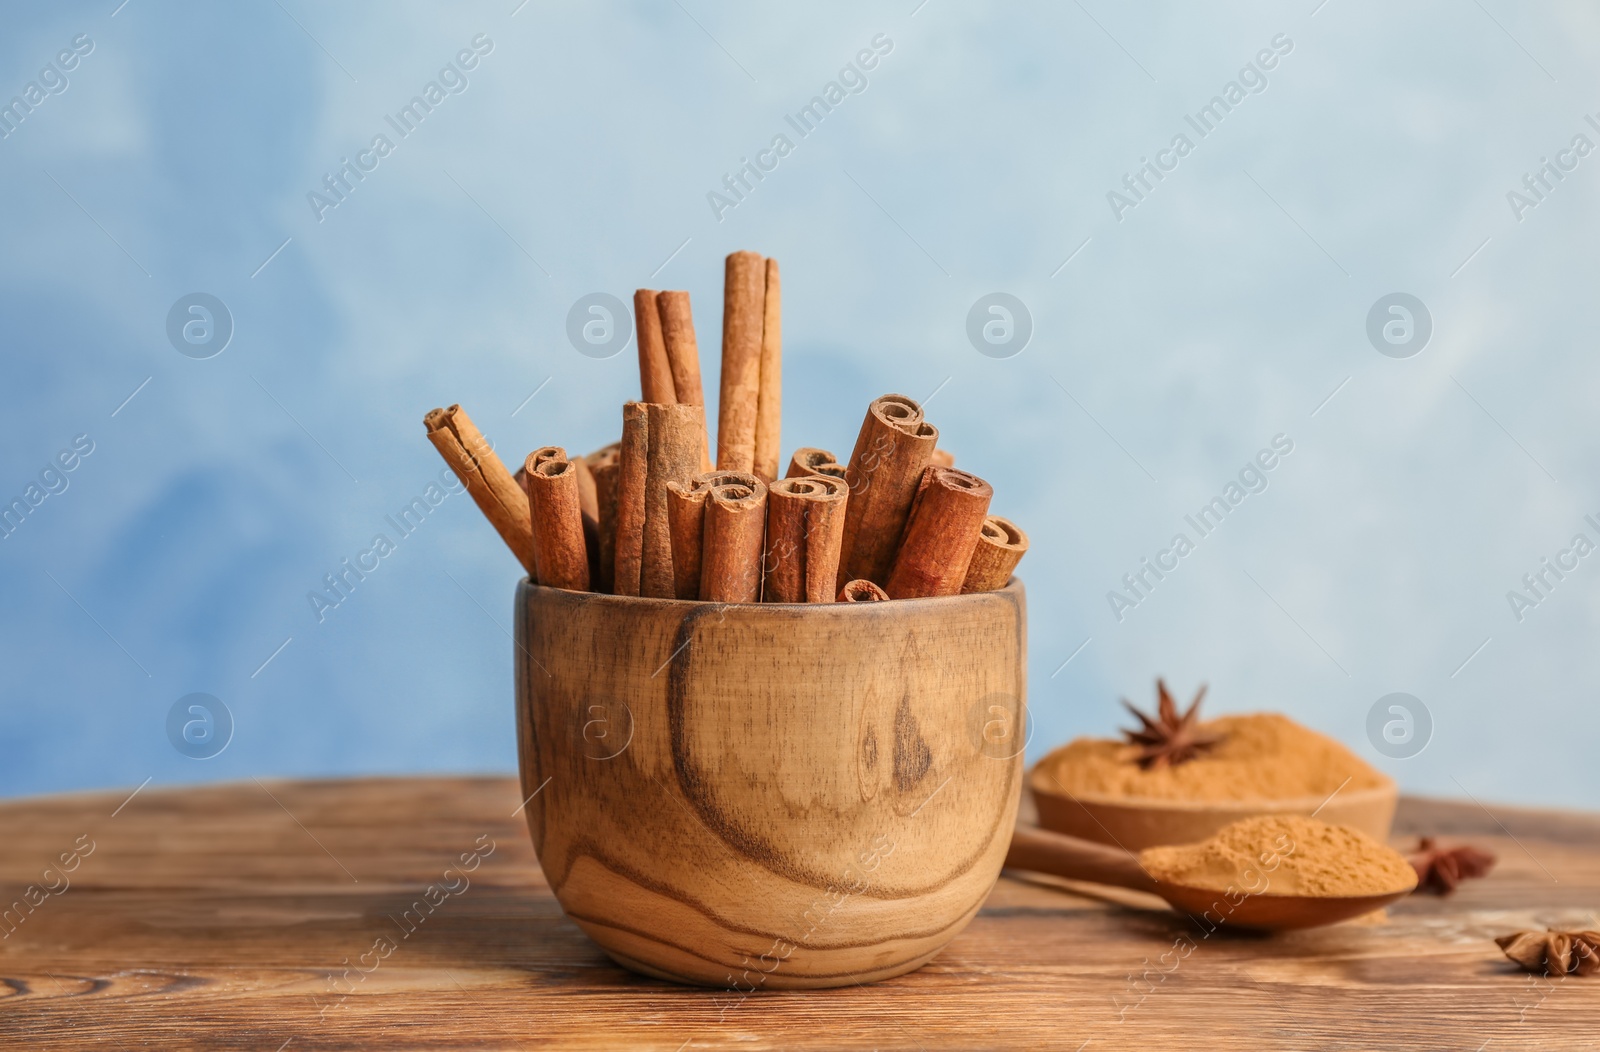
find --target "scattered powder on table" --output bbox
[1039,713,1386,802]
[1140,815,1418,897]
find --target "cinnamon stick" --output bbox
[587,443,621,594]
[785,448,845,481]
[752,258,782,482]
[665,480,709,600]
[838,579,890,602]
[613,402,649,596]
[641,403,708,599]
[526,446,561,471]
[657,291,711,472]
[424,405,535,574]
[520,444,572,535]
[930,449,955,468]
[573,454,599,523]
[885,466,993,599]
[522,448,591,591]
[763,475,847,603]
[718,251,766,474]
[700,471,767,603]
[634,289,675,404]
[515,444,563,503]
[657,291,702,404]
[571,455,601,585]
[961,515,1028,593]
[668,470,758,600]
[836,394,939,589]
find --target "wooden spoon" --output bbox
[1006,825,1412,932]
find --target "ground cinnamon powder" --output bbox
[1040,713,1385,802]
[1140,815,1418,897]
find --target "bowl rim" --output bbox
[518,575,1024,612]
[1027,761,1397,813]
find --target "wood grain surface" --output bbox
[1,776,1596,1051]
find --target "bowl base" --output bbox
[602,944,947,990]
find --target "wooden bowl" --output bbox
[514,579,1028,989]
[1028,761,1397,851]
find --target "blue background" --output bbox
[3,0,1596,808]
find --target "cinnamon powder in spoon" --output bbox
[1140,815,1417,898]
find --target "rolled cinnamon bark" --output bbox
[573,454,599,522]
[424,405,535,574]
[838,579,890,602]
[525,446,561,470]
[885,466,993,599]
[700,471,767,603]
[785,448,845,481]
[634,289,675,404]
[718,251,766,474]
[656,291,711,472]
[657,292,702,404]
[961,515,1028,593]
[587,443,621,594]
[763,475,847,603]
[930,449,956,468]
[515,445,562,505]
[800,476,847,602]
[668,470,753,600]
[522,448,591,592]
[613,403,649,596]
[836,394,939,589]
[665,480,709,600]
[571,455,601,585]
[520,446,568,533]
[641,403,708,599]
[752,258,782,483]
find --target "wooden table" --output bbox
[2,777,1596,1050]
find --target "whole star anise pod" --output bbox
[1496,929,1600,976]
[1120,679,1225,770]
[1407,837,1496,895]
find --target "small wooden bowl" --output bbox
[514,579,1028,989]
[1028,760,1398,851]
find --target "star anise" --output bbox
[1120,679,1225,770]
[1496,929,1600,976]
[1407,837,1496,895]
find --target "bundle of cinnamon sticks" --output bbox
[424,251,1027,604]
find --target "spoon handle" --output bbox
[1005,826,1163,896]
